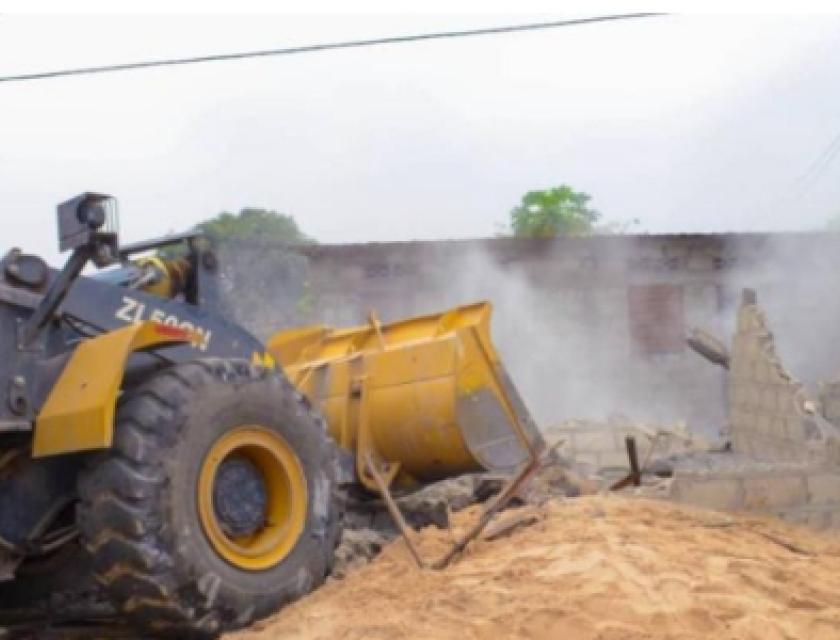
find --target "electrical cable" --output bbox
[795,130,840,195]
[0,13,665,84]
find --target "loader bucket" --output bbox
[267,302,544,491]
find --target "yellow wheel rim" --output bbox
[198,426,307,571]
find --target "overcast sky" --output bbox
[2,13,840,263]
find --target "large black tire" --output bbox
[77,359,341,638]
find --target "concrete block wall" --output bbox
[662,293,840,530]
[727,299,833,464]
[668,465,840,531]
[545,418,710,471]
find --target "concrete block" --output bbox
[731,432,751,456]
[736,310,751,333]
[756,414,775,437]
[781,439,805,461]
[777,509,809,527]
[745,436,778,461]
[806,510,832,530]
[766,435,799,461]
[776,386,795,413]
[774,437,801,461]
[761,387,778,413]
[745,385,762,408]
[738,414,761,437]
[743,475,807,510]
[573,430,617,453]
[730,356,747,378]
[574,452,600,467]
[672,476,744,511]
[807,473,840,504]
[770,416,787,440]
[785,416,807,443]
[599,450,631,469]
[741,410,761,433]
[750,414,767,438]
[744,338,760,360]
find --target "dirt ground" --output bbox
[230,495,840,640]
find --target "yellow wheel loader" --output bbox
[0,194,543,637]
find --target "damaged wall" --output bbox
[545,418,710,471]
[727,290,834,463]
[220,232,840,437]
[666,291,840,530]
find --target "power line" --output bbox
[0,13,664,84]
[796,130,840,194]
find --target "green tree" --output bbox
[198,208,312,244]
[509,185,600,238]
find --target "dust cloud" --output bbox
[375,243,719,432]
[714,233,840,393]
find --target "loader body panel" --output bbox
[33,322,192,457]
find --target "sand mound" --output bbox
[231,496,840,640]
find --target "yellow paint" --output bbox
[197,425,307,571]
[33,322,192,457]
[250,350,277,369]
[267,302,535,491]
[135,256,191,299]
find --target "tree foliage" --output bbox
[509,185,600,238]
[198,208,312,244]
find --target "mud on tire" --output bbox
[77,359,341,638]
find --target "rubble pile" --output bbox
[231,496,840,640]
[331,474,509,577]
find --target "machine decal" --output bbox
[115,295,212,351]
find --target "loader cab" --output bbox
[96,230,224,311]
